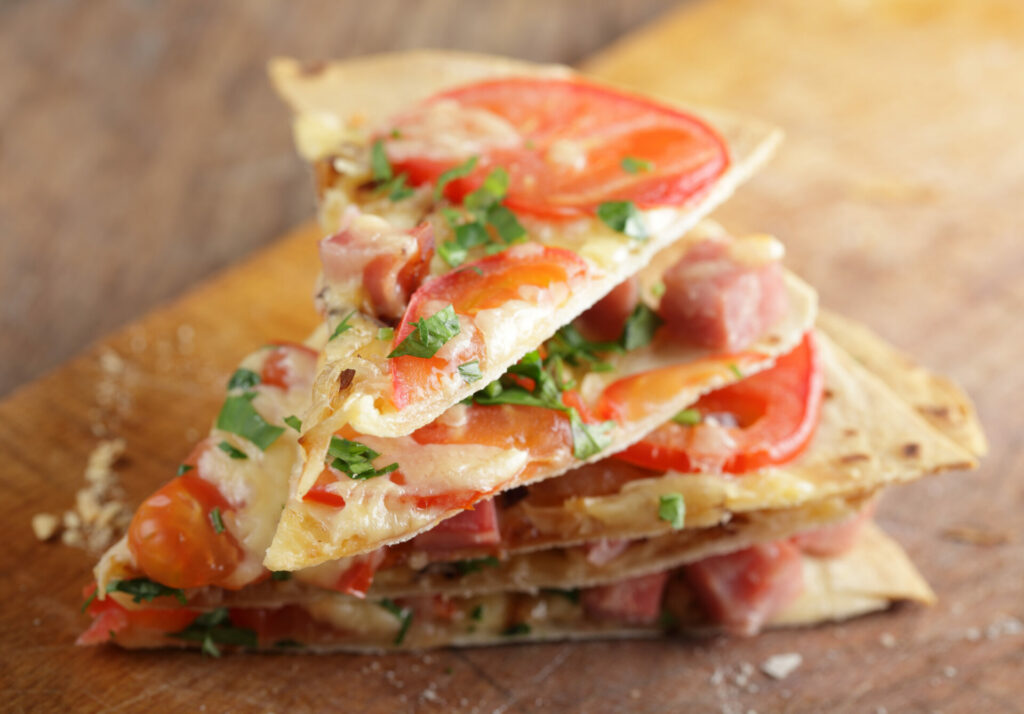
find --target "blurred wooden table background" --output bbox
[0,0,682,397]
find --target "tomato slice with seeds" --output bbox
[388,77,729,218]
[389,245,588,409]
[78,584,197,645]
[614,333,823,474]
[128,461,244,590]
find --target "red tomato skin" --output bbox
[389,77,730,218]
[78,583,198,645]
[389,245,589,409]
[613,333,822,474]
[260,342,317,390]
[127,470,244,590]
[302,469,347,508]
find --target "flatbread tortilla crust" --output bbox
[96,524,934,652]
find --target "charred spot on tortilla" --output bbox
[840,453,871,464]
[299,60,327,77]
[338,368,355,393]
[901,443,921,459]
[842,428,859,438]
[823,388,836,400]
[919,405,951,421]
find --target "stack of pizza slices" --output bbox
[81,52,985,654]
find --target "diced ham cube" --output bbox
[319,209,433,322]
[575,276,639,342]
[581,571,669,625]
[409,498,501,551]
[684,540,805,636]
[658,237,788,352]
[791,503,875,558]
[584,538,631,566]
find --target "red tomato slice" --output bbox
[412,402,572,469]
[260,342,317,390]
[302,469,347,508]
[389,245,588,409]
[614,333,823,474]
[596,351,767,425]
[333,549,386,598]
[78,583,198,645]
[388,78,729,218]
[128,470,244,590]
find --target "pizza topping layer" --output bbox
[581,571,669,625]
[658,235,789,352]
[615,331,824,474]
[384,77,730,218]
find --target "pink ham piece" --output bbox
[575,276,639,342]
[684,540,804,636]
[658,238,788,352]
[581,571,669,625]
[584,538,631,566]
[408,498,501,551]
[791,504,876,557]
[319,210,434,322]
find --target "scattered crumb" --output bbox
[880,632,897,648]
[942,526,1012,547]
[420,686,442,704]
[709,668,725,685]
[943,666,957,678]
[629,689,641,700]
[34,438,132,554]
[32,513,60,541]
[964,627,981,642]
[985,615,1023,640]
[761,653,803,680]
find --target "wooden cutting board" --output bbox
[3,1,1022,711]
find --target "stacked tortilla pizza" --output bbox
[80,52,984,654]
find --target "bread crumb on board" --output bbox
[33,438,132,554]
[760,652,803,680]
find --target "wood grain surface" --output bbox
[0,0,681,398]
[3,1,1023,712]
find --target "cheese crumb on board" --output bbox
[760,652,803,680]
[33,438,132,554]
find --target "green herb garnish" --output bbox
[729,363,744,379]
[209,507,225,534]
[658,493,686,530]
[377,327,395,341]
[503,623,531,636]
[597,200,648,241]
[650,281,666,298]
[621,156,654,174]
[671,408,702,426]
[107,577,187,605]
[169,607,258,657]
[485,204,527,244]
[458,360,483,384]
[379,599,414,645]
[176,464,194,476]
[542,588,581,604]
[569,409,614,460]
[369,140,415,202]
[329,311,355,341]
[217,441,247,460]
[470,604,484,621]
[270,571,292,582]
[387,304,461,359]
[283,415,302,432]
[619,303,663,351]
[226,368,260,391]
[216,393,284,451]
[433,156,478,201]
[326,436,399,480]
[455,556,501,575]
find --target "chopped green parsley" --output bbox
[671,408,702,426]
[377,326,395,341]
[658,493,686,530]
[433,156,478,201]
[597,200,648,241]
[621,156,654,174]
[169,607,257,657]
[217,441,247,460]
[455,556,501,575]
[326,436,399,480]
[106,577,188,605]
[216,392,284,451]
[379,599,414,645]
[387,304,461,359]
[176,463,194,476]
[283,415,302,432]
[503,623,531,636]
[329,311,355,341]
[620,303,663,351]
[209,507,225,534]
[458,360,483,384]
[226,368,261,390]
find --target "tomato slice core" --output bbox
[389,245,588,409]
[614,333,823,474]
[389,78,730,218]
